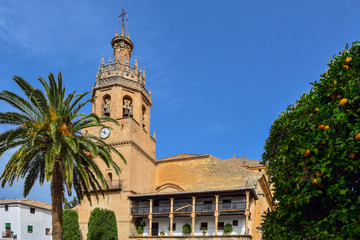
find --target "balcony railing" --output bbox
[107,179,122,190]
[218,202,246,210]
[131,206,150,214]
[131,202,246,215]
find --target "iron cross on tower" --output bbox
[119,9,128,34]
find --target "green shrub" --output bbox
[87,208,118,240]
[63,209,80,240]
[182,223,191,234]
[224,223,233,233]
[160,231,165,235]
[137,226,144,235]
[261,41,360,239]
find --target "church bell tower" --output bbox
[92,23,152,133]
[78,13,157,239]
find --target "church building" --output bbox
[76,18,273,240]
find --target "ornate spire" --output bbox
[101,55,104,65]
[134,56,138,69]
[120,24,125,36]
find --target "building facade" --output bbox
[77,22,273,240]
[0,199,52,240]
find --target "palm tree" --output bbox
[0,73,125,240]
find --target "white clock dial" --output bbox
[100,127,110,139]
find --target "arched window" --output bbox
[123,96,133,118]
[103,95,111,117]
[108,172,113,182]
[142,105,146,129]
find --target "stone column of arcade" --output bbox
[245,191,250,234]
[214,195,219,236]
[191,197,196,236]
[149,199,153,236]
[169,198,174,236]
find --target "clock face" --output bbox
[100,127,110,139]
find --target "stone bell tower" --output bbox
[77,16,157,240]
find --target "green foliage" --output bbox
[63,209,80,240]
[160,231,165,235]
[0,73,126,238]
[136,226,144,235]
[0,72,125,202]
[261,42,360,239]
[224,223,233,233]
[135,221,146,235]
[87,208,118,240]
[63,197,79,209]
[182,223,191,234]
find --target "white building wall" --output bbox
[0,204,21,239]
[0,203,52,240]
[141,215,245,236]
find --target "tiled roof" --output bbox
[128,186,258,200]
[0,199,51,210]
[157,153,205,161]
[224,156,263,168]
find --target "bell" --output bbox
[123,108,130,117]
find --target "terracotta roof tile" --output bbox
[0,199,51,210]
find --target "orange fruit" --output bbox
[316,172,323,178]
[339,98,348,107]
[294,199,298,203]
[349,153,356,159]
[313,178,318,184]
[345,57,352,63]
[318,124,325,129]
[343,64,349,70]
[324,125,330,130]
[321,140,326,145]
[333,80,337,85]
[303,149,311,157]
[355,133,360,141]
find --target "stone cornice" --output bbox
[94,75,151,105]
[109,139,156,165]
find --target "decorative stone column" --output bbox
[170,198,174,236]
[245,191,250,234]
[149,199,153,236]
[214,195,219,236]
[191,197,196,236]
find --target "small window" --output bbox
[30,207,35,214]
[233,220,238,226]
[45,228,51,235]
[5,205,8,211]
[223,199,231,203]
[168,223,176,231]
[200,222,208,230]
[259,169,261,172]
[218,222,224,230]
[28,225,33,233]
[5,223,11,229]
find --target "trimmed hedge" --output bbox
[63,209,80,240]
[87,208,118,240]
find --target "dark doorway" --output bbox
[152,222,159,236]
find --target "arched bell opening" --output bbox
[102,94,111,117]
[123,96,133,118]
[142,105,146,129]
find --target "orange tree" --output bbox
[261,42,360,239]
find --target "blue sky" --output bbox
[0,0,359,203]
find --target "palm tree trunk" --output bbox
[51,161,64,240]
